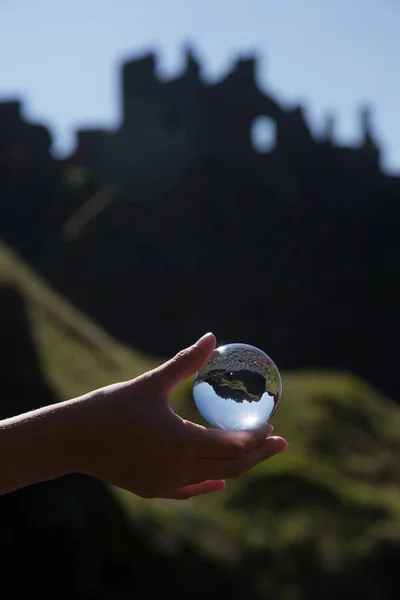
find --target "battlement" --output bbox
[0,100,22,122]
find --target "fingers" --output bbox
[171,480,226,500]
[149,332,216,394]
[189,436,287,483]
[186,421,275,459]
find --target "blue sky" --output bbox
[1,0,399,172]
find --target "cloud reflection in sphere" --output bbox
[193,343,282,431]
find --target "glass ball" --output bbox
[193,343,282,431]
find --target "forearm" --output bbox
[0,399,83,495]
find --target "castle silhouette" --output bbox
[1,48,383,200]
[1,49,399,402]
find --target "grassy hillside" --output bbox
[2,238,400,598]
[118,370,400,571]
[0,239,158,399]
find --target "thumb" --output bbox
[151,332,216,395]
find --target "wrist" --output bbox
[0,398,88,494]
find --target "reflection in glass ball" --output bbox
[193,343,282,431]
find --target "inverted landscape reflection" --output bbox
[193,380,276,430]
[192,342,282,431]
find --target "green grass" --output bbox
[2,237,400,570]
[0,239,159,399]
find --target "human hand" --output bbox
[73,332,287,499]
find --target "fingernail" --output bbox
[266,424,274,436]
[195,332,214,346]
[259,423,273,436]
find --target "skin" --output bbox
[0,332,287,499]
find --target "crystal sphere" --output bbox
[193,343,282,431]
